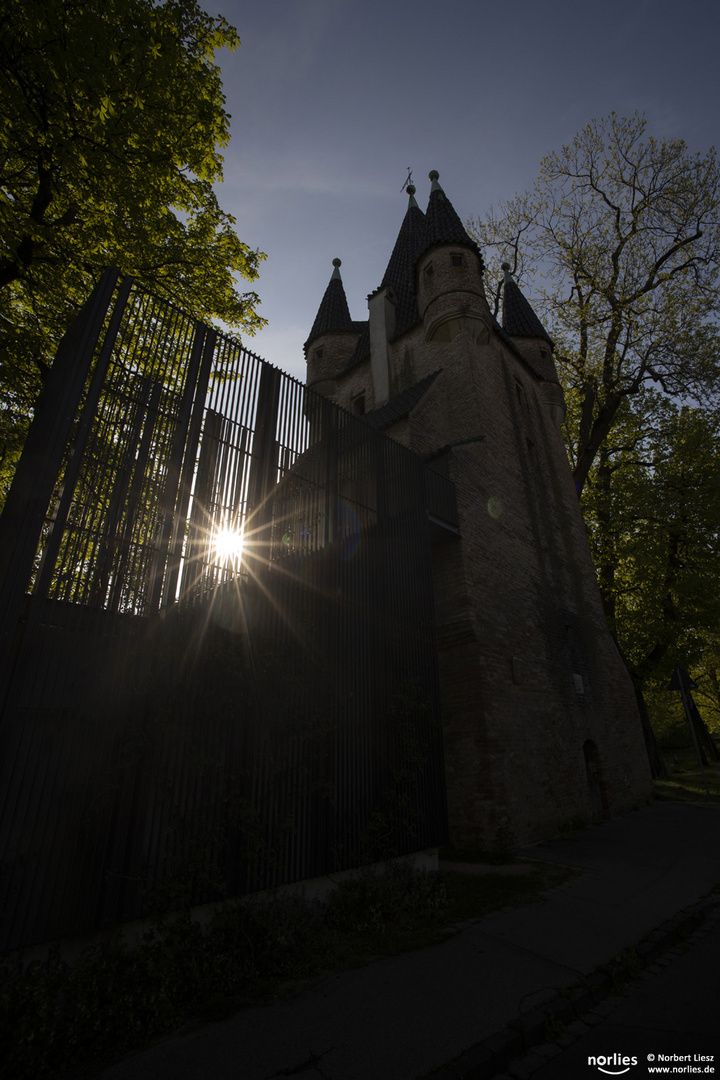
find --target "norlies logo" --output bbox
[588,1053,638,1075]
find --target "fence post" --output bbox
[0,269,119,683]
[246,363,281,566]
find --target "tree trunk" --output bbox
[612,633,667,779]
[688,696,719,764]
[634,676,668,779]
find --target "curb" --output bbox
[427,890,720,1080]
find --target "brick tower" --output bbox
[305,172,652,850]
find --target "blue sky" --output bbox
[202,0,720,382]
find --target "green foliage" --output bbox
[0,898,320,1079]
[690,639,720,739]
[580,395,720,735]
[324,862,449,935]
[654,753,720,804]
[0,0,266,485]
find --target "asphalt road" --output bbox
[498,903,720,1080]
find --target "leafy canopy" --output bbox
[471,112,720,496]
[0,0,266,478]
[583,394,720,742]
[585,396,720,668]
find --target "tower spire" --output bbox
[418,170,483,270]
[377,181,426,339]
[304,257,354,354]
[501,263,553,347]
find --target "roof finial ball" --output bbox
[332,258,341,268]
[428,169,442,192]
[406,183,416,196]
[429,170,439,181]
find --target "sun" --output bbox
[213,526,244,565]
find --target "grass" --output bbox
[327,860,574,964]
[0,859,574,1080]
[654,751,720,806]
[439,861,574,922]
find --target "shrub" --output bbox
[0,864,447,1078]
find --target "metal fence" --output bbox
[0,273,455,952]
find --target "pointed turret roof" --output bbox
[304,259,356,353]
[418,171,484,270]
[501,264,554,347]
[380,184,426,338]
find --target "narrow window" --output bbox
[315,346,324,360]
[424,262,434,278]
[353,394,365,416]
[451,253,464,267]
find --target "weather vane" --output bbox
[401,167,413,192]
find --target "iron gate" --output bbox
[0,272,454,952]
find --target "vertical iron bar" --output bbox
[89,374,152,608]
[246,364,281,566]
[147,321,208,611]
[162,326,217,608]
[107,380,163,613]
[184,409,222,598]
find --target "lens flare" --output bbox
[487,496,503,520]
[213,526,244,565]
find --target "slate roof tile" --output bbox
[304,263,356,353]
[419,172,484,271]
[380,195,426,339]
[502,274,554,347]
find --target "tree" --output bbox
[0,0,265,492]
[582,395,720,674]
[471,115,720,765]
[561,391,719,770]
[471,112,720,497]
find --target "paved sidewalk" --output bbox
[97,802,720,1080]
[499,904,720,1080]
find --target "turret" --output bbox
[304,259,360,397]
[501,263,565,427]
[415,171,492,345]
[367,183,425,406]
